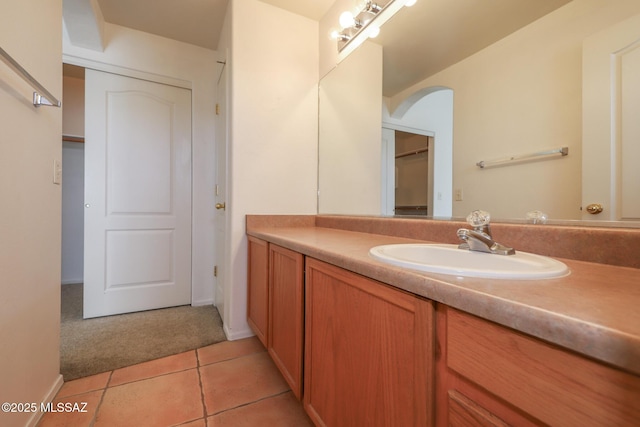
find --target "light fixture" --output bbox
[339,11,356,29]
[367,26,380,38]
[334,0,417,52]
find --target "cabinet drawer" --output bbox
[446,308,640,426]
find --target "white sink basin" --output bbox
[369,244,569,279]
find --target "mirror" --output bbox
[318,0,640,225]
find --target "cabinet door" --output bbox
[304,258,434,427]
[247,237,268,346]
[436,305,640,427]
[269,244,305,399]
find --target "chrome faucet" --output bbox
[457,210,515,255]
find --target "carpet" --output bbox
[60,283,227,381]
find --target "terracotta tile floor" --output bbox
[37,337,313,427]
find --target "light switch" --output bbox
[53,159,62,185]
[455,188,463,201]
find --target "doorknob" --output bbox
[215,202,226,210]
[585,203,603,214]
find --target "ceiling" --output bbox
[69,1,572,96]
[95,0,335,50]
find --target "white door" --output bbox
[84,69,192,318]
[582,14,640,221]
[214,56,228,319]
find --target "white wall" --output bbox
[61,75,85,285]
[389,0,640,220]
[63,22,217,306]
[0,1,63,426]
[221,0,318,339]
[61,142,85,284]
[318,41,383,215]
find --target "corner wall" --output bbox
[0,2,64,426]
[223,0,319,338]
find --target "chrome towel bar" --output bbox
[0,46,61,107]
[477,146,568,169]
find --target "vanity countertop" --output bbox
[247,221,640,377]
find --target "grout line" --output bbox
[196,362,209,424]
[104,369,114,388]
[104,350,199,387]
[209,389,293,417]
[197,348,268,369]
[88,371,112,427]
[109,366,198,387]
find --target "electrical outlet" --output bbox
[53,159,62,185]
[455,188,463,201]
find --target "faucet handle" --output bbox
[466,210,491,228]
[526,210,548,224]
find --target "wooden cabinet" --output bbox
[436,305,640,427]
[268,244,304,399]
[249,235,640,427]
[304,257,435,427]
[247,236,269,346]
[247,238,305,398]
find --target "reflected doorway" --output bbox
[394,132,434,216]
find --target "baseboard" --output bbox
[61,279,83,285]
[223,323,255,341]
[191,298,214,307]
[26,373,64,427]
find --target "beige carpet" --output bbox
[61,283,226,381]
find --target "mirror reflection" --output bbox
[318,0,640,224]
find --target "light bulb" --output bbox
[339,11,355,28]
[367,26,380,38]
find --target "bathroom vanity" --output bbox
[246,215,640,426]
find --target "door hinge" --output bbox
[214,265,218,277]
[215,103,220,115]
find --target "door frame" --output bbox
[381,123,435,216]
[62,55,199,306]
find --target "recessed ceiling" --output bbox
[96,0,229,50]
[94,0,334,50]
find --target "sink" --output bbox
[369,244,569,279]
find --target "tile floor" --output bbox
[37,337,313,427]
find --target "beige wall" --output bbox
[223,0,319,338]
[0,2,63,426]
[389,0,640,220]
[318,41,383,215]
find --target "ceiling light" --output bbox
[339,11,356,29]
[336,0,390,52]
